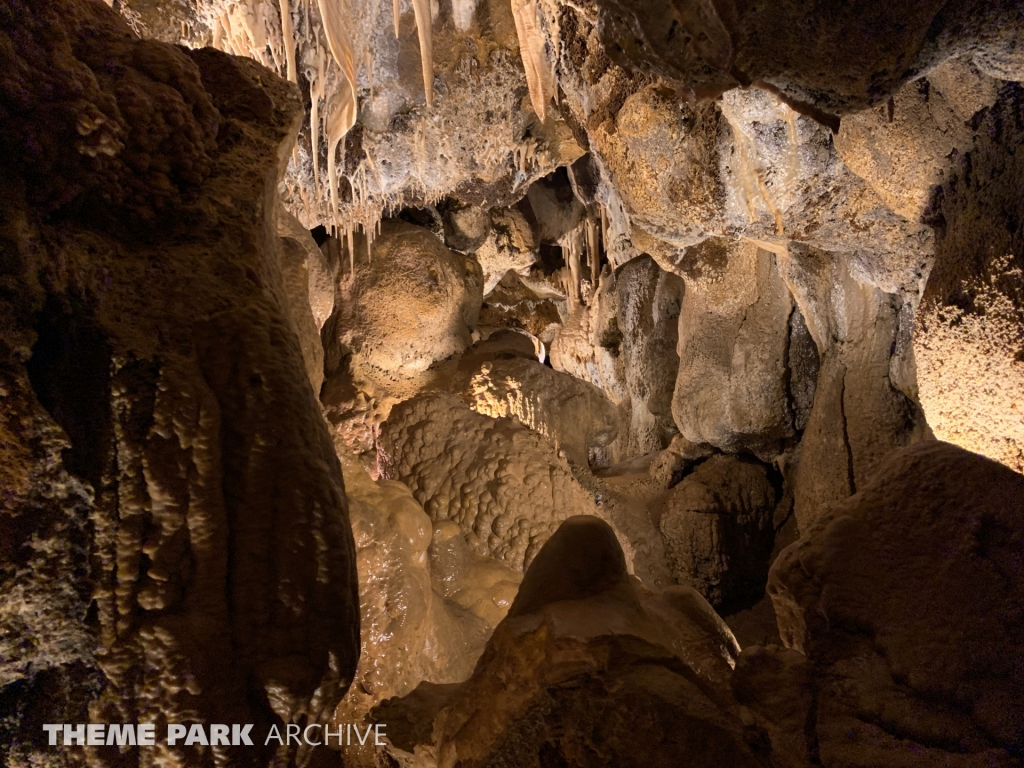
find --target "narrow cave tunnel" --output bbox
[1,0,1023,766]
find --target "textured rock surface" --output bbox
[377,393,602,569]
[834,56,1000,222]
[769,441,1024,767]
[0,2,359,765]
[550,255,683,465]
[613,255,684,458]
[477,271,565,346]
[276,208,328,393]
[453,340,619,465]
[325,219,483,399]
[672,240,805,456]
[578,0,1023,114]
[332,453,520,766]
[474,205,541,295]
[914,85,1024,474]
[373,517,757,768]
[780,244,928,529]
[660,455,778,612]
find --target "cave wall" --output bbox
[0,2,359,765]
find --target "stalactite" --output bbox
[393,0,401,36]
[327,77,357,227]
[411,0,435,105]
[561,226,584,308]
[511,0,556,120]
[280,0,297,82]
[309,45,326,192]
[452,0,477,31]
[316,0,357,88]
[586,212,600,290]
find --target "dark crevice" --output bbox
[837,370,857,496]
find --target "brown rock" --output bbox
[914,84,1024,474]
[0,2,359,764]
[672,240,801,455]
[769,441,1024,766]
[660,455,779,611]
[377,393,602,569]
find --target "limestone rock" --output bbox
[377,393,602,569]
[660,455,778,612]
[326,220,483,399]
[769,441,1024,766]
[613,255,684,458]
[440,199,491,253]
[452,342,619,465]
[780,244,928,530]
[276,209,327,394]
[477,271,565,347]
[914,85,1024,474]
[550,257,686,465]
[332,457,519,726]
[279,208,336,330]
[581,0,1021,114]
[672,240,804,456]
[835,57,1000,222]
[374,517,758,768]
[0,3,360,764]
[473,205,538,295]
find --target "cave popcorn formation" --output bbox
[1,0,1023,766]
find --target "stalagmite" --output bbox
[511,0,556,120]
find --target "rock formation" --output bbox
[1,2,359,765]
[4,0,1024,766]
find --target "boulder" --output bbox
[769,441,1024,766]
[326,220,483,398]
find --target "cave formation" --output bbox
[1,0,1023,766]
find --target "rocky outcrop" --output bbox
[660,455,779,612]
[373,517,756,768]
[276,208,329,393]
[780,244,927,530]
[834,56,1000,222]
[672,240,808,456]
[768,441,1024,767]
[0,2,359,765]
[453,338,619,465]
[473,205,540,295]
[332,453,520,764]
[914,85,1024,474]
[324,219,483,400]
[550,255,683,465]
[614,255,684,458]
[377,393,602,569]
[574,0,1023,115]
[477,271,565,346]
